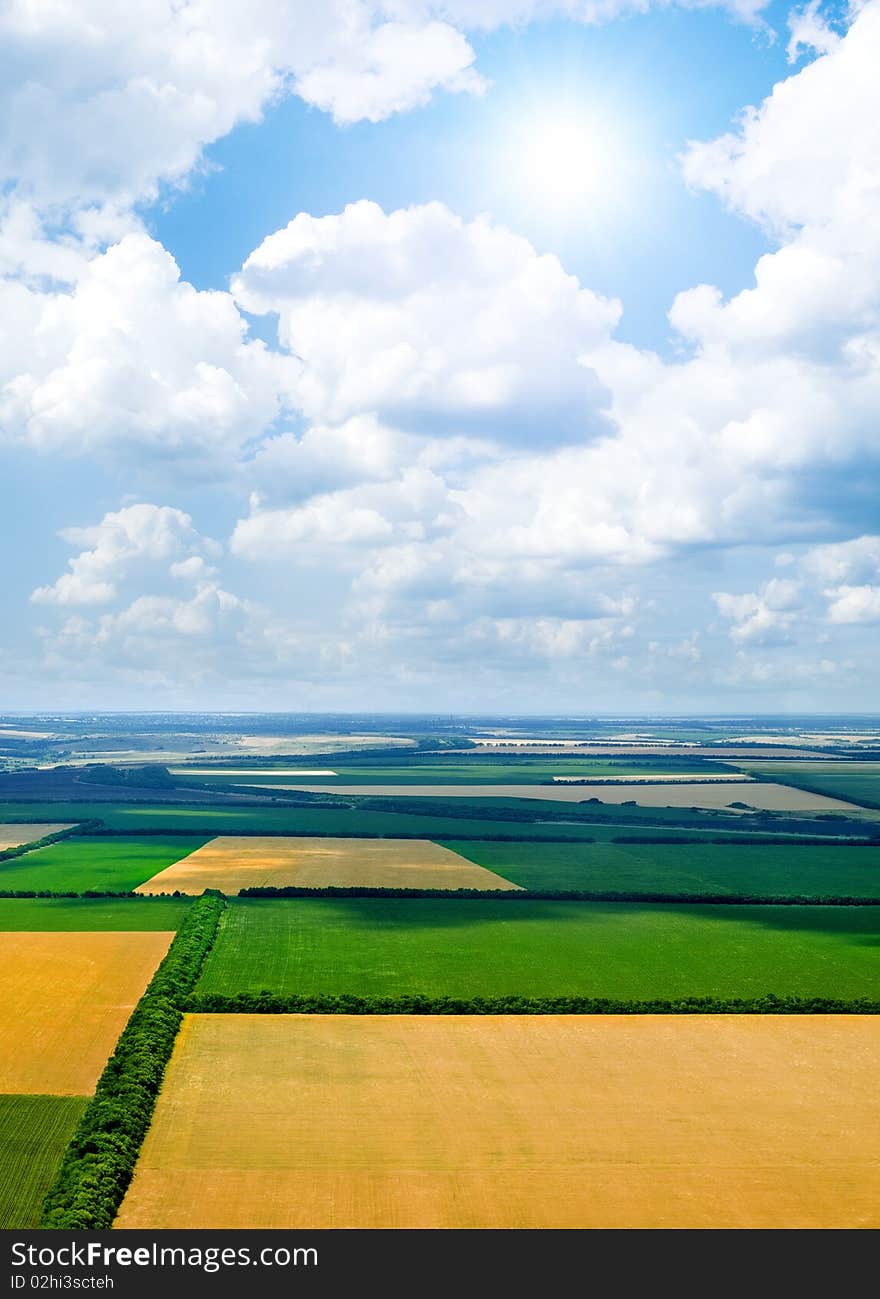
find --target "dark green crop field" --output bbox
[2,798,871,842]
[0,801,602,839]
[442,839,880,897]
[741,762,880,810]
[195,897,880,1002]
[0,835,208,893]
[0,1096,88,1228]
[0,897,191,930]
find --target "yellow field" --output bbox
[136,836,519,894]
[251,781,859,811]
[0,932,173,1094]
[0,824,74,851]
[115,1014,880,1230]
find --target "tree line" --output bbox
[237,885,880,905]
[40,892,226,1229]
[0,819,100,865]
[187,991,880,1016]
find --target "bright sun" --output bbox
[517,115,609,209]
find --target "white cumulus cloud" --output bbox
[824,585,880,623]
[31,504,217,607]
[1,233,292,463]
[233,200,620,445]
[712,578,802,643]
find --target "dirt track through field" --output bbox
[0,931,173,1094]
[136,836,520,894]
[116,1014,880,1230]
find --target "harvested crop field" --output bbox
[0,823,74,850]
[0,1095,87,1228]
[136,836,519,895]
[195,898,880,1001]
[0,931,173,1093]
[258,782,858,811]
[115,1014,880,1229]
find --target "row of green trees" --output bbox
[83,825,879,846]
[187,991,880,1016]
[40,893,226,1229]
[237,885,880,905]
[3,884,876,905]
[0,820,99,865]
[0,889,190,898]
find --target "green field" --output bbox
[443,839,880,896]
[0,835,208,893]
[742,763,880,810]
[196,898,880,1001]
[1,799,872,842]
[0,1095,88,1228]
[0,801,600,838]
[0,897,191,930]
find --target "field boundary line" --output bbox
[0,819,102,866]
[235,885,880,905]
[741,773,880,813]
[186,991,880,1016]
[2,885,878,904]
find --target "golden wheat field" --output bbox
[0,824,74,851]
[0,931,173,1094]
[115,1014,880,1230]
[136,836,520,894]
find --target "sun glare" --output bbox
[516,115,610,209]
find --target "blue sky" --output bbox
[1,0,878,712]
[152,8,787,353]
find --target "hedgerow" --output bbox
[186,991,880,1016]
[236,885,880,905]
[39,892,225,1229]
[0,820,100,865]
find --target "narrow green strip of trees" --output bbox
[0,820,101,865]
[39,892,226,1229]
[236,885,880,905]
[186,991,880,1016]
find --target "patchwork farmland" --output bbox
[0,715,878,1232]
[0,835,210,894]
[0,823,74,850]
